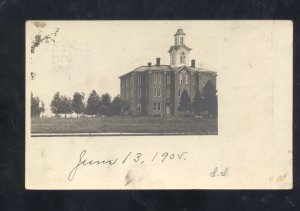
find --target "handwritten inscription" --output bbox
[210,167,229,177]
[68,150,188,181]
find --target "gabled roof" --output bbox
[119,65,172,78]
[119,65,216,78]
[174,66,193,73]
[168,44,192,53]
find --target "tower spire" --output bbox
[168,29,192,67]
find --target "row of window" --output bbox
[123,73,197,87]
[154,74,171,84]
[153,74,171,84]
[154,74,191,84]
[136,87,191,98]
[123,76,142,87]
[132,87,192,99]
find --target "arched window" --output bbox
[180,52,186,64]
[167,75,170,84]
[185,74,188,84]
[158,74,161,84]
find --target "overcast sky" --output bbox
[27,21,291,115]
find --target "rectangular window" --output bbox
[158,74,161,84]
[167,75,170,84]
[178,88,181,96]
[179,75,183,84]
[154,88,157,97]
[138,75,141,84]
[157,88,161,97]
[153,102,156,110]
[167,88,170,97]
[137,103,141,111]
[154,74,157,83]
[126,79,129,87]
[138,89,141,98]
[157,102,161,111]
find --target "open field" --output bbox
[31,116,218,135]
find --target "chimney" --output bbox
[191,59,195,68]
[156,58,160,66]
[148,62,152,67]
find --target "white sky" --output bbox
[26,21,292,115]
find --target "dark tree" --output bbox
[86,90,100,117]
[60,96,73,117]
[203,80,218,116]
[50,92,61,117]
[100,93,111,115]
[110,95,123,115]
[31,93,45,117]
[98,105,107,116]
[178,89,191,113]
[50,92,73,117]
[192,90,204,115]
[72,92,85,117]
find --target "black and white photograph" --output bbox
[29,23,218,136]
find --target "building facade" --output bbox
[119,29,217,116]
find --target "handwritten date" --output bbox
[68,150,188,181]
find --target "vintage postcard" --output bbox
[26,21,292,189]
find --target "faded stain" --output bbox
[125,170,134,186]
[276,173,287,182]
[33,21,47,28]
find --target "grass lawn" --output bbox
[31,116,218,135]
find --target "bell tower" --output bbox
[169,29,192,67]
[174,28,185,46]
